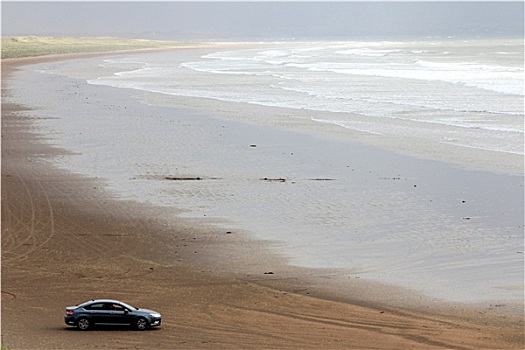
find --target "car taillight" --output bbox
[66,310,74,315]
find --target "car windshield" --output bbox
[77,300,94,308]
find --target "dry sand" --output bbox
[2,54,524,349]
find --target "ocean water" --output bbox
[13,39,524,304]
[88,39,524,156]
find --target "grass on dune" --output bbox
[1,36,198,59]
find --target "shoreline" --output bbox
[13,47,524,304]
[2,51,524,349]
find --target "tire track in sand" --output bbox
[2,171,55,262]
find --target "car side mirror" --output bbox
[123,309,129,313]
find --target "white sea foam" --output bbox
[87,39,524,157]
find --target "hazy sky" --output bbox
[2,1,523,40]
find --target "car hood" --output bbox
[136,308,159,315]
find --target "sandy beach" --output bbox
[2,50,524,350]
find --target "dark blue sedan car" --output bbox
[65,299,161,330]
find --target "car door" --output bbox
[84,302,111,324]
[106,302,133,325]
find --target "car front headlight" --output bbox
[150,313,161,318]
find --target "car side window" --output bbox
[111,303,126,312]
[85,303,106,310]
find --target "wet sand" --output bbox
[2,53,524,349]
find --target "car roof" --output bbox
[76,299,139,310]
[79,299,123,305]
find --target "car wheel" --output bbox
[76,317,90,330]
[135,317,148,330]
